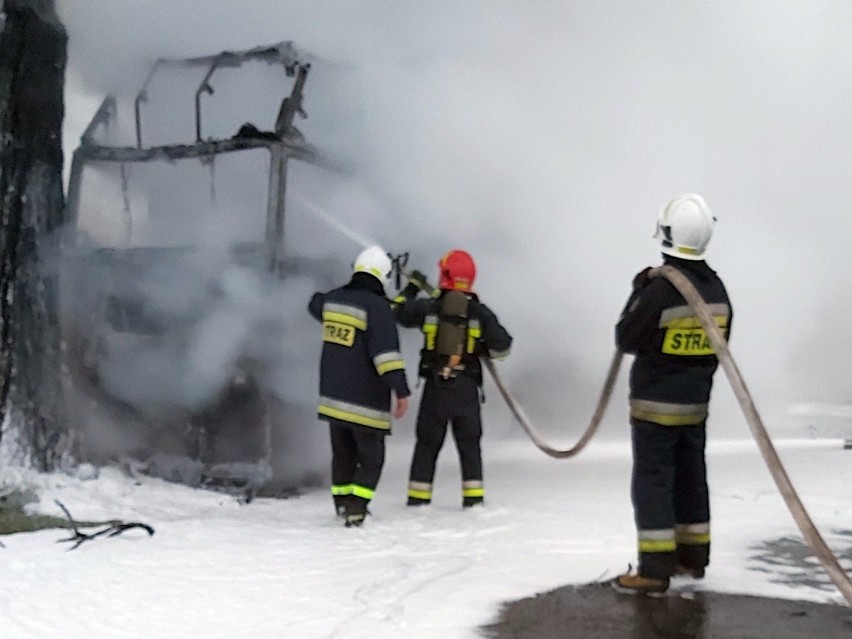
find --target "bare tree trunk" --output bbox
[0,0,68,470]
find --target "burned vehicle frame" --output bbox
[62,42,326,497]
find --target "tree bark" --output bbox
[0,0,68,469]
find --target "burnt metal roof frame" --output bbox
[74,136,323,166]
[130,41,303,149]
[134,61,162,149]
[82,96,117,145]
[194,60,220,143]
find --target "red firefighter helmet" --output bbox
[438,250,476,291]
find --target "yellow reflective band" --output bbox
[331,484,354,496]
[374,351,405,375]
[407,489,432,500]
[462,487,485,497]
[354,265,383,279]
[662,315,728,330]
[318,405,390,429]
[465,327,481,354]
[631,410,707,426]
[352,485,375,500]
[675,531,711,545]
[660,304,729,326]
[322,311,367,331]
[423,323,437,350]
[376,359,405,375]
[638,539,677,553]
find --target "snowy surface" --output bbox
[1,435,849,639]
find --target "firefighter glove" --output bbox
[408,270,428,290]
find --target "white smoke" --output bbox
[57,0,852,471]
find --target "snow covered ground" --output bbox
[1,433,849,639]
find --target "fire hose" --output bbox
[496,266,852,606]
[397,261,852,605]
[395,259,619,459]
[491,265,852,606]
[651,265,852,606]
[483,352,622,459]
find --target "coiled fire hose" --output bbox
[399,264,852,605]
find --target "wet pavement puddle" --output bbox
[482,581,851,638]
[483,531,852,638]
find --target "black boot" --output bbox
[333,495,352,519]
[344,496,369,528]
[344,512,366,528]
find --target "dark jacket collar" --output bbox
[662,254,716,279]
[346,272,387,297]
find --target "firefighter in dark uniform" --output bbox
[395,249,512,508]
[308,245,411,528]
[614,194,733,593]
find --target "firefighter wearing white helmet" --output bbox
[353,245,393,283]
[308,244,411,528]
[614,194,733,594]
[654,193,716,261]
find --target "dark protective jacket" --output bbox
[309,272,411,431]
[616,256,733,426]
[395,286,512,385]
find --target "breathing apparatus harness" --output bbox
[392,255,478,383]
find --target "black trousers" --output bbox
[329,420,386,514]
[409,375,483,486]
[631,418,710,579]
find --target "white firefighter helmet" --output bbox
[353,245,392,282]
[654,193,716,261]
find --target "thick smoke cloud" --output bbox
[57,0,852,478]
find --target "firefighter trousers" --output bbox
[329,420,386,515]
[631,418,711,579]
[408,375,483,502]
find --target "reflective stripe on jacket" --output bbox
[616,257,732,426]
[309,273,410,430]
[396,289,512,384]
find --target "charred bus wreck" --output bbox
[61,43,328,498]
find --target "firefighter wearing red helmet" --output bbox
[395,249,512,508]
[437,249,476,292]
